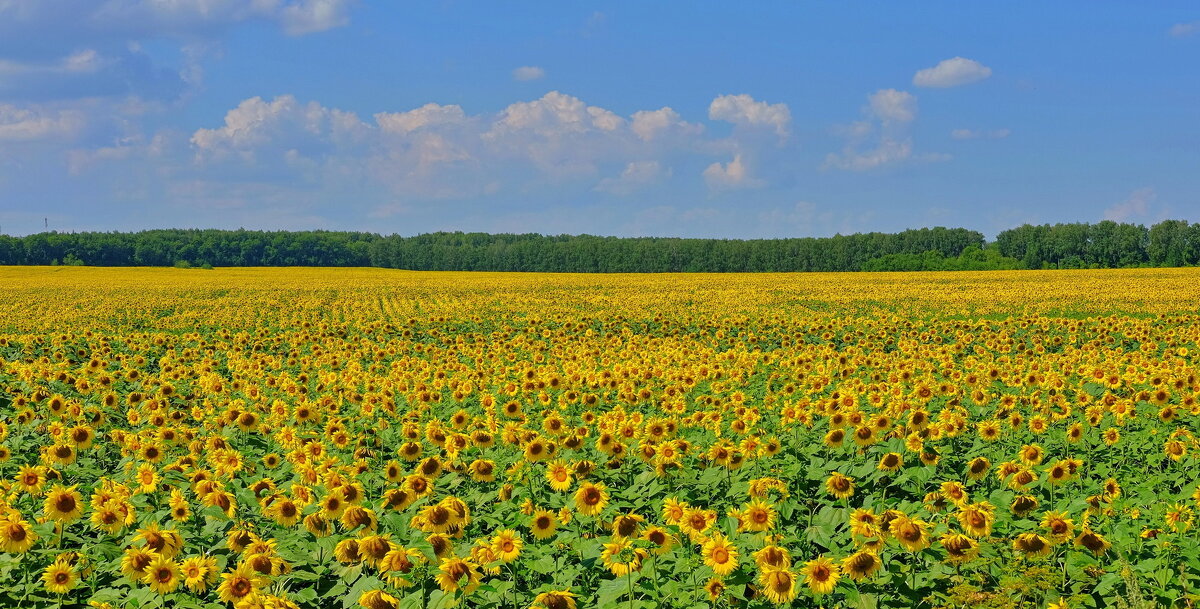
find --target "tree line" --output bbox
[0,220,1195,272]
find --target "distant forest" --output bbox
[1,220,1198,272]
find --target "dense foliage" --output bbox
[2,267,1200,609]
[0,220,1197,271]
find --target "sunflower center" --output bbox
[55,495,76,513]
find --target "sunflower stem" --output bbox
[627,571,634,609]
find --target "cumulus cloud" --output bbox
[512,66,546,81]
[708,94,791,138]
[868,89,917,123]
[824,89,946,171]
[375,103,468,134]
[190,95,368,162]
[703,154,762,190]
[951,128,1011,140]
[1169,21,1200,37]
[49,89,789,221]
[165,91,714,206]
[595,161,669,195]
[1104,187,1157,222]
[0,0,354,40]
[913,57,992,88]
[0,103,84,141]
[630,107,703,142]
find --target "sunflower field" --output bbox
[2,266,1200,609]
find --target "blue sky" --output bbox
[0,2,1197,238]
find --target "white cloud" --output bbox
[190,95,368,161]
[951,128,1011,140]
[703,154,762,190]
[1169,21,1200,37]
[913,57,992,88]
[68,90,770,211]
[824,138,914,171]
[868,89,917,123]
[375,103,467,134]
[708,94,791,137]
[487,91,625,138]
[595,160,669,195]
[512,66,546,81]
[630,107,703,141]
[1104,187,1157,222]
[824,89,947,171]
[278,0,352,35]
[0,103,83,141]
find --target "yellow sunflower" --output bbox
[701,534,739,576]
[799,555,840,595]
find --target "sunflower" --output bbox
[380,547,422,588]
[825,472,854,500]
[302,512,331,538]
[469,459,496,482]
[956,502,995,538]
[680,507,716,541]
[849,508,880,538]
[333,538,364,564]
[358,590,401,609]
[520,508,556,540]
[267,498,302,528]
[217,564,265,604]
[611,513,645,539]
[841,550,881,581]
[741,499,777,533]
[642,526,675,555]
[877,452,903,472]
[43,560,76,595]
[435,557,481,595]
[1010,494,1039,517]
[546,460,573,492]
[1102,428,1120,446]
[704,577,726,601]
[180,556,211,593]
[891,516,931,552]
[43,485,84,523]
[0,517,37,553]
[965,456,991,481]
[702,534,739,576]
[144,556,181,593]
[1075,530,1111,556]
[758,566,799,604]
[317,488,349,519]
[852,425,876,446]
[14,465,46,494]
[1012,533,1052,559]
[168,490,191,522]
[1040,511,1075,543]
[490,529,523,563]
[136,522,184,558]
[752,544,791,570]
[573,482,609,517]
[531,589,578,609]
[121,547,159,580]
[662,497,688,525]
[823,429,845,448]
[940,533,979,563]
[601,537,647,576]
[977,419,1001,441]
[799,556,840,595]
